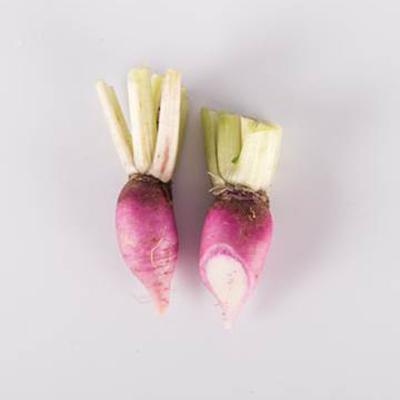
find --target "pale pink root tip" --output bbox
[149,287,170,315]
[223,319,233,330]
[153,297,169,315]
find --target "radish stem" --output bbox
[149,69,182,182]
[201,108,224,186]
[216,112,241,183]
[128,68,158,173]
[151,73,163,117]
[95,81,136,175]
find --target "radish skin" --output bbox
[200,108,281,326]
[116,175,178,313]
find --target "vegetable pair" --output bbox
[96,67,282,327]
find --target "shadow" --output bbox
[27,21,147,300]
[259,152,337,312]
[173,102,210,300]
[256,94,374,313]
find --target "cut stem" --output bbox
[151,74,163,117]
[231,117,282,190]
[178,87,188,154]
[201,108,224,186]
[202,108,282,192]
[128,68,158,173]
[217,112,241,183]
[148,69,182,182]
[96,81,136,175]
[96,67,187,181]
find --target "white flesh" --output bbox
[205,254,248,328]
[151,73,163,116]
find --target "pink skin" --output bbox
[199,195,273,318]
[115,175,178,313]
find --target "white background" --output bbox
[1,0,399,398]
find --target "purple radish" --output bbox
[200,109,282,326]
[96,68,187,313]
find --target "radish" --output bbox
[200,109,282,326]
[96,68,187,313]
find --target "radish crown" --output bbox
[96,68,187,182]
[201,108,282,192]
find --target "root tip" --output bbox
[223,318,233,330]
[154,300,169,315]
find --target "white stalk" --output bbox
[201,108,224,186]
[148,69,182,182]
[151,73,163,117]
[216,112,241,183]
[231,117,282,190]
[178,86,188,153]
[128,68,157,173]
[201,109,282,192]
[96,81,136,175]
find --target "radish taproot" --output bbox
[96,68,187,313]
[200,108,282,326]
